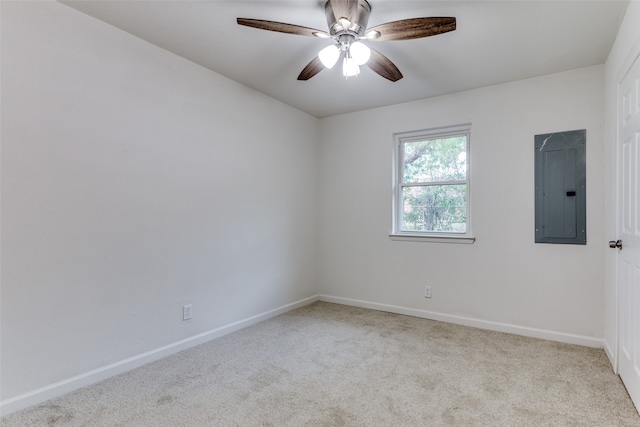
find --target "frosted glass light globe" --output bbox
[318,45,340,69]
[350,42,371,66]
[342,57,360,77]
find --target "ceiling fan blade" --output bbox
[367,17,456,41]
[298,57,325,81]
[237,18,329,37]
[366,48,403,82]
[329,0,359,23]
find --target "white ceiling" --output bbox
[59,0,628,118]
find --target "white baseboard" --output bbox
[604,339,618,373]
[319,295,604,348]
[2,294,604,417]
[0,295,319,417]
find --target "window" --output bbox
[392,124,473,242]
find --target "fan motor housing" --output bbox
[325,0,371,36]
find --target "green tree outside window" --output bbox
[400,135,468,233]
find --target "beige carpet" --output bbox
[2,302,639,426]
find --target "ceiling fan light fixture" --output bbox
[319,45,340,68]
[342,56,360,78]
[238,0,455,83]
[350,41,371,65]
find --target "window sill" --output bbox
[389,234,476,244]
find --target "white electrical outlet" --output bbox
[424,286,432,298]
[183,304,193,320]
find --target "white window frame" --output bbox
[390,124,474,244]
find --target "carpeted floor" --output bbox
[2,302,639,426]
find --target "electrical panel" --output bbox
[534,129,586,245]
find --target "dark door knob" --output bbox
[609,240,622,250]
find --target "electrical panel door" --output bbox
[534,129,586,244]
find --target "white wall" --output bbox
[318,65,605,344]
[603,0,640,366]
[1,0,318,409]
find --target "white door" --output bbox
[617,52,640,413]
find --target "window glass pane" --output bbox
[403,136,466,183]
[402,184,467,232]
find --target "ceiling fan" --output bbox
[237,0,456,82]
